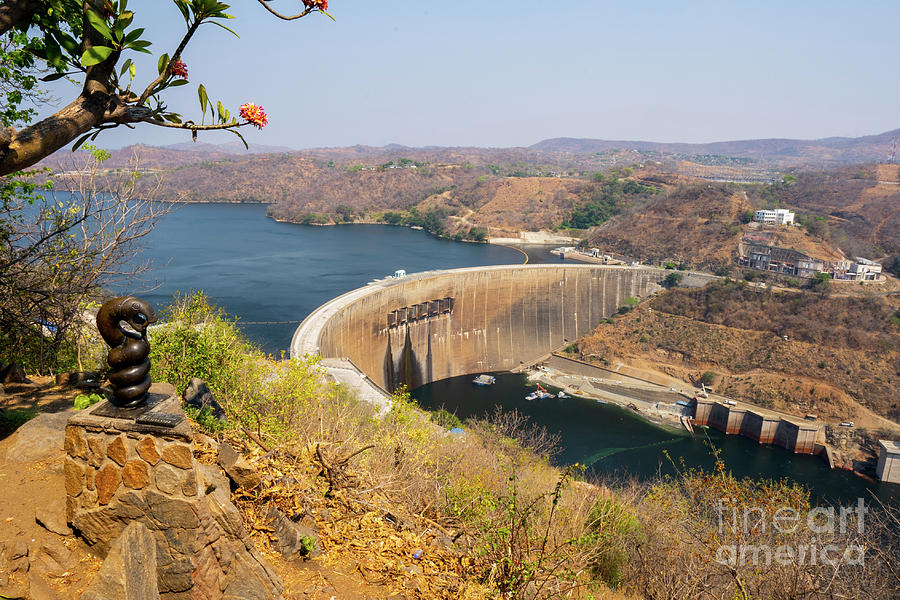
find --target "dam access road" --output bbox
[291,264,715,393]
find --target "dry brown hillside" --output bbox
[586,182,752,268]
[577,280,900,427]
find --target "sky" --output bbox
[39,0,900,150]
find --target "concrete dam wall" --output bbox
[292,265,715,392]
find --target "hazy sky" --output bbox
[45,0,900,149]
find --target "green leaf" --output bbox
[209,21,239,37]
[40,72,70,82]
[168,79,188,87]
[42,38,64,68]
[157,53,170,75]
[129,63,136,80]
[122,27,145,46]
[163,113,183,124]
[229,128,248,150]
[216,100,225,122]
[119,58,132,76]
[51,31,80,57]
[117,10,134,29]
[80,46,114,67]
[71,132,94,151]
[126,40,152,53]
[87,10,114,42]
[174,0,191,24]
[198,84,209,122]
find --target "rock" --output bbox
[28,572,58,600]
[64,426,87,459]
[64,456,84,496]
[30,541,74,577]
[122,460,150,489]
[182,469,198,497]
[2,411,70,462]
[106,435,128,466]
[81,522,159,600]
[55,371,100,388]
[135,436,160,465]
[197,464,229,495]
[0,363,27,384]
[2,540,29,573]
[265,505,321,560]
[217,442,261,490]
[154,464,182,495]
[35,496,72,536]
[87,435,105,468]
[182,378,226,420]
[161,443,193,469]
[96,463,121,505]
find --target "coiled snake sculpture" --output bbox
[96,296,157,407]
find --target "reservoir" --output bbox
[134,202,898,504]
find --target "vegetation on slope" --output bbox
[145,293,898,599]
[586,181,753,268]
[578,280,900,423]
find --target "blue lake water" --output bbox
[128,202,898,505]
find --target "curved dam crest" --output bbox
[291,265,716,393]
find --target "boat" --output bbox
[472,374,496,386]
[525,384,554,401]
[557,391,570,399]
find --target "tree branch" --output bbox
[137,16,202,106]
[0,0,41,36]
[138,117,251,131]
[254,0,313,21]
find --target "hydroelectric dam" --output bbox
[291,265,716,394]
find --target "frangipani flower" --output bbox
[302,0,328,10]
[170,60,188,80]
[239,103,268,129]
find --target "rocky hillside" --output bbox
[758,163,900,263]
[585,182,751,268]
[576,280,900,427]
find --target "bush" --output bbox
[664,272,683,288]
[149,292,258,399]
[699,371,717,385]
[430,408,463,430]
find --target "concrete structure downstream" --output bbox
[291,265,715,393]
[692,398,823,455]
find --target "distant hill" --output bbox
[162,141,297,155]
[531,129,900,167]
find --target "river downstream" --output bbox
[131,202,898,504]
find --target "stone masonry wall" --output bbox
[65,384,282,600]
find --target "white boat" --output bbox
[525,384,554,400]
[472,374,496,386]
[557,391,570,399]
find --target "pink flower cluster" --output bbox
[303,0,328,10]
[170,60,188,80]
[239,103,268,129]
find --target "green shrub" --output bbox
[299,534,317,557]
[73,392,104,410]
[430,408,463,430]
[0,407,38,435]
[583,496,642,588]
[699,371,717,385]
[149,292,258,399]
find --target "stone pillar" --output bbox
[65,383,282,600]
[876,440,900,484]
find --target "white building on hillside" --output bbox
[754,208,795,225]
[846,258,882,281]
